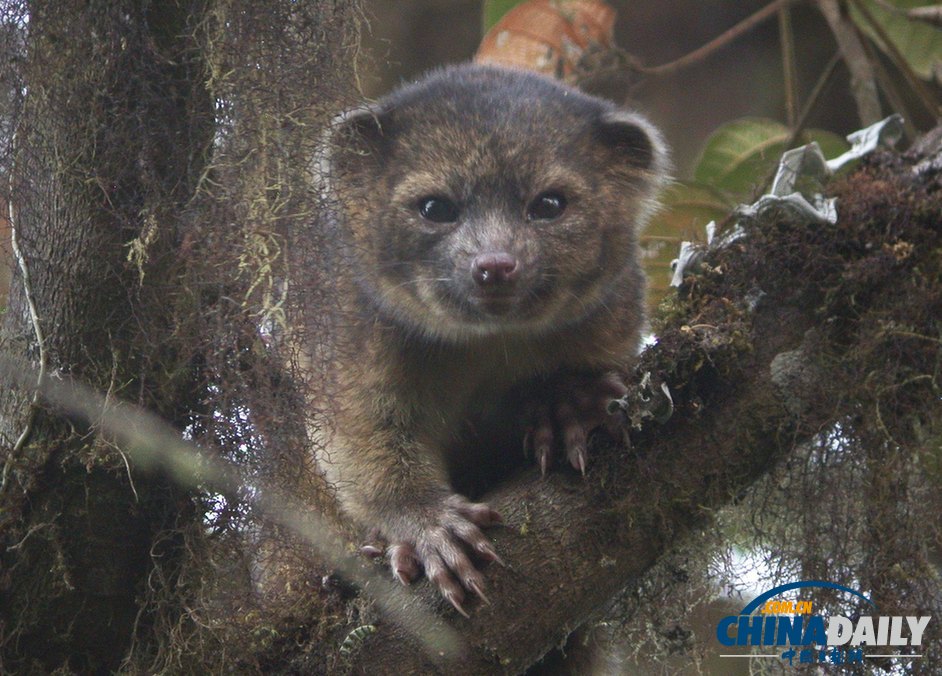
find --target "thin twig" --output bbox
[638,0,796,76]
[1,129,48,494]
[787,50,843,148]
[6,522,51,551]
[755,50,842,197]
[103,351,139,503]
[859,34,919,140]
[818,0,882,124]
[779,5,799,128]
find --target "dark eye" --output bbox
[527,192,567,221]
[417,196,459,223]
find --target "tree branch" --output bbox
[818,0,883,125]
[639,0,795,76]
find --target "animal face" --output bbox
[327,65,667,341]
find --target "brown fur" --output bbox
[307,64,668,610]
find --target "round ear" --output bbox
[320,104,390,181]
[594,109,668,175]
[331,105,387,151]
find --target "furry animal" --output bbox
[314,63,667,614]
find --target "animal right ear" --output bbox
[593,109,668,176]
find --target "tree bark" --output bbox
[0,1,212,671]
[0,0,365,672]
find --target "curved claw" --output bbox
[376,495,501,615]
[467,578,491,606]
[360,544,384,558]
[445,590,470,619]
[573,447,587,476]
[522,371,630,476]
[389,543,420,585]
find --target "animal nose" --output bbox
[471,252,519,287]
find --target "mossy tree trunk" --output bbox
[0,0,362,672]
[0,1,213,671]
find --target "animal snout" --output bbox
[471,252,519,288]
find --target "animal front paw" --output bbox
[364,494,502,617]
[523,372,628,475]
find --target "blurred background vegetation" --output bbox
[360,0,854,172]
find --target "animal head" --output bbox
[325,64,668,342]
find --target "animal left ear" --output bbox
[314,103,393,188]
[594,109,668,174]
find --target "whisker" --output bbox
[387,277,452,290]
[565,288,590,315]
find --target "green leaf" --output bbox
[802,129,852,161]
[693,118,851,199]
[850,0,942,81]
[693,118,793,197]
[483,0,526,33]
[655,181,733,234]
[641,181,731,309]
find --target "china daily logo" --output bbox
[716,580,931,666]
